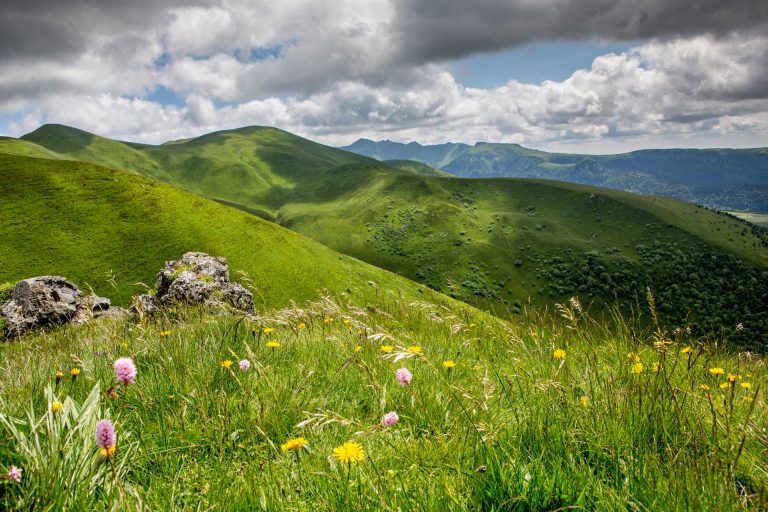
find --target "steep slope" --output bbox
[383,159,451,177]
[0,152,448,310]
[341,139,768,212]
[13,125,768,347]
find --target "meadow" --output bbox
[1,292,765,510]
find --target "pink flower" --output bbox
[113,357,137,385]
[95,419,116,449]
[396,367,412,387]
[239,359,251,371]
[381,411,399,427]
[6,465,21,483]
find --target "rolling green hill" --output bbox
[382,159,451,177]
[342,139,768,212]
[0,152,455,311]
[7,125,768,349]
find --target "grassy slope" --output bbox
[0,152,450,310]
[11,126,768,345]
[0,297,765,510]
[382,159,452,177]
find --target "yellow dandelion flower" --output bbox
[680,346,692,354]
[709,367,724,376]
[407,345,423,355]
[700,384,710,391]
[380,345,394,353]
[70,368,81,377]
[743,396,753,403]
[51,401,63,413]
[354,345,362,353]
[220,360,233,369]
[653,362,662,373]
[720,382,731,389]
[99,444,117,459]
[297,322,306,329]
[332,441,364,464]
[627,352,641,363]
[55,371,64,381]
[553,349,566,360]
[323,318,333,325]
[443,360,456,369]
[281,437,309,452]
[631,362,644,375]
[740,382,752,389]
[579,396,589,407]
[266,341,281,349]
[110,331,117,339]
[468,323,477,328]
[159,330,171,337]
[343,319,351,325]
[727,373,738,383]
[263,327,275,334]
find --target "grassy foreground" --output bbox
[0,294,766,510]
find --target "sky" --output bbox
[1,0,767,153]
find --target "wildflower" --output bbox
[380,345,394,353]
[381,411,399,427]
[396,368,412,387]
[744,396,753,403]
[297,322,306,329]
[281,437,309,452]
[443,360,456,369]
[55,371,64,382]
[220,360,233,369]
[119,343,128,349]
[111,331,117,339]
[159,330,170,338]
[239,359,251,371]
[736,322,744,331]
[6,466,21,483]
[680,346,692,354]
[332,442,364,463]
[631,362,645,375]
[653,362,662,373]
[51,401,63,413]
[468,323,477,328]
[654,339,671,349]
[700,384,710,391]
[407,345,423,355]
[343,319,351,325]
[740,382,752,389]
[579,396,589,407]
[323,318,333,325]
[720,382,731,389]
[709,367,725,376]
[553,349,566,360]
[113,357,137,385]
[263,327,275,334]
[266,341,281,349]
[354,345,362,353]
[95,419,116,458]
[727,373,739,383]
[626,352,641,363]
[70,368,81,378]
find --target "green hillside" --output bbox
[0,152,450,310]
[10,125,768,349]
[383,159,451,177]
[342,139,768,212]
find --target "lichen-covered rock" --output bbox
[154,252,254,313]
[131,294,158,317]
[2,276,82,336]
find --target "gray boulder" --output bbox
[2,276,81,336]
[155,252,254,313]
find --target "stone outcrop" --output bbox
[154,252,254,313]
[1,276,112,336]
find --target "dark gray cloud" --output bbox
[392,0,768,63]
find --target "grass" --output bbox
[728,211,768,228]
[0,293,766,510]
[0,153,448,309]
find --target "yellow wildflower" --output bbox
[159,330,170,337]
[700,384,710,391]
[297,322,306,329]
[119,343,128,349]
[740,382,752,389]
[332,442,364,463]
[354,345,362,353]
[653,362,662,373]
[263,327,275,334]
[99,445,117,459]
[680,346,692,354]
[579,396,589,407]
[727,373,739,383]
[720,382,731,389]
[407,345,423,355]
[744,396,753,403]
[627,352,641,363]
[443,360,456,369]
[51,401,63,413]
[343,319,351,325]
[631,362,644,375]
[323,318,333,325]
[281,437,309,452]
[553,349,566,360]
[266,341,281,349]
[380,345,394,353]
[220,360,233,369]
[70,368,81,378]
[55,371,64,381]
[709,367,725,376]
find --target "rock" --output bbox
[94,306,132,320]
[2,276,82,336]
[131,294,158,317]
[154,252,254,313]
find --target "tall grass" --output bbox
[0,295,765,510]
